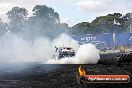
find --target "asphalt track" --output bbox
[0,53,131,88]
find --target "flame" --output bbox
[78,66,86,76]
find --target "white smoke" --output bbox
[47,34,100,64]
[52,33,79,53]
[75,44,100,64]
[0,33,53,63]
[0,33,100,65]
[47,44,100,64]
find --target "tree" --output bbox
[91,13,123,33]
[0,18,7,35]
[70,22,93,35]
[25,5,65,39]
[122,13,132,32]
[71,13,130,35]
[32,5,60,23]
[7,7,28,33]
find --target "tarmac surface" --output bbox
[0,63,131,88]
[0,53,132,88]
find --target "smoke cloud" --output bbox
[52,33,79,53]
[47,44,100,64]
[0,33,53,63]
[0,33,100,65]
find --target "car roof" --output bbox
[58,47,72,49]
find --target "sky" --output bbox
[0,0,132,26]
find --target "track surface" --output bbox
[0,63,132,88]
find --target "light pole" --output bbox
[113,33,116,52]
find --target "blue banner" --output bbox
[72,33,113,44]
[72,33,132,47]
[115,33,132,46]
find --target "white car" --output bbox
[52,46,75,59]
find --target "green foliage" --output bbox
[7,7,28,33]
[0,18,7,35]
[70,22,93,35]
[1,5,132,38]
[32,5,60,22]
[25,5,64,39]
[71,13,132,35]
